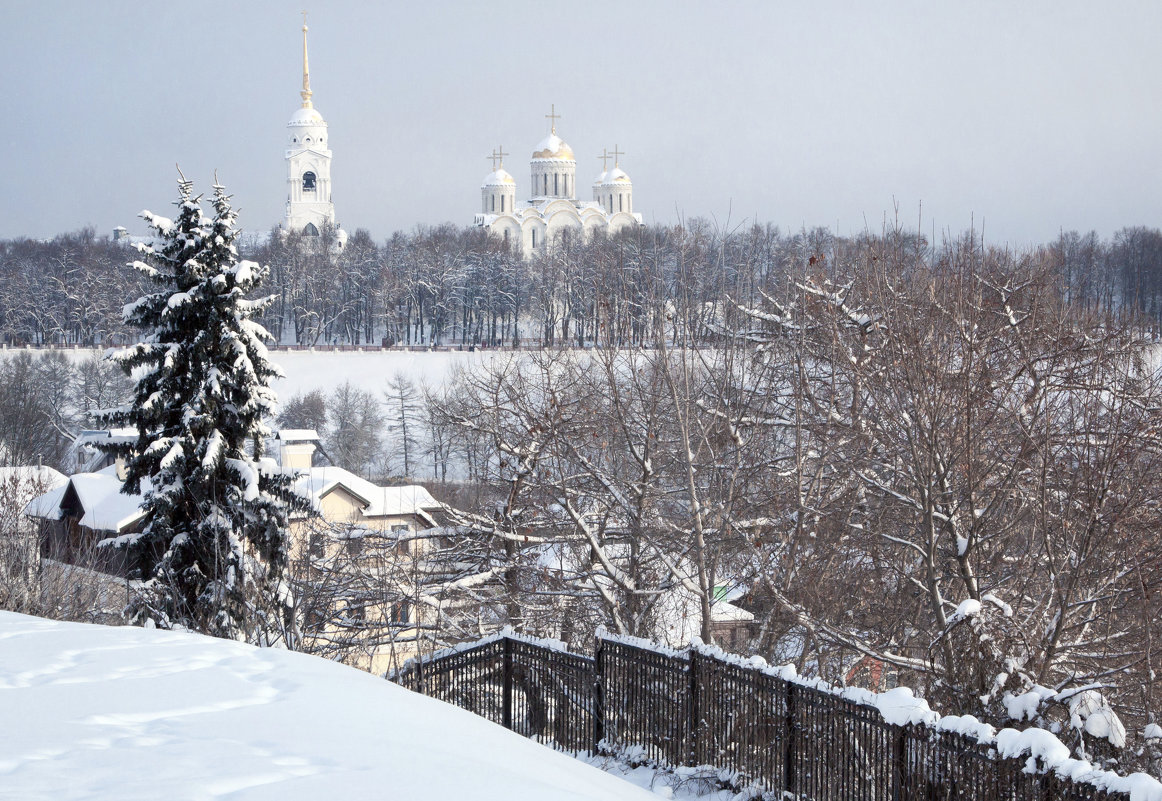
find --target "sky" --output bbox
[3,0,1160,248]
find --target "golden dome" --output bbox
[532,133,575,161]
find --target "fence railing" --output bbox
[392,633,1133,801]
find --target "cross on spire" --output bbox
[598,148,611,171]
[545,104,561,134]
[488,146,509,170]
[610,144,624,167]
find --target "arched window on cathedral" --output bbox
[303,222,319,236]
[619,194,623,212]
[491,195,495,212]
[554,174,559,195]
[302,172,317,192]
[500,195,505,212]
[544,175,549,195]
[532,229,538,249]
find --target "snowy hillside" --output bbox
[0,612,659,801]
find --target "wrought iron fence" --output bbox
[393,634,1131,801]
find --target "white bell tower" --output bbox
[285,14,336,238]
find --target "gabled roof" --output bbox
[24,466,148,534]
[291,466,440,521]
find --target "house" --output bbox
[26,466,148,576]
[23,430,456,673]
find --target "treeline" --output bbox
[3,221,1162,347]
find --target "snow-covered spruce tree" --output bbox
[100,174,304,642]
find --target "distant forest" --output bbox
[1,220,1161,348]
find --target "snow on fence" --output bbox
[392,632,1160,801]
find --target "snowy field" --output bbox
[42,346,504,408]
[0,612,721,801]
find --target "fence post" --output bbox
[891,725,906,801]
[593,636,605,755]
[502,637,513,731]
[784,682,796,796]
[687,651,700,766]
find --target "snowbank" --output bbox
[0,612,658,801]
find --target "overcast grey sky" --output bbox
[3,0,1160,247]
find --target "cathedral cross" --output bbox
[545,104,560,134]
[488,146,509,170]
[598,148,610,171]
[610,144,624,167]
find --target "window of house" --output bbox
[308,533,324,558]
[390,602,410,625]
[345,537,363,557]
[302,171,317,192]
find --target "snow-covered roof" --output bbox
[70,471,148,532]
[709,599,754,623]
[0,465,67,491]
[0,612,658,801]
[23,484,66,520]
[274,429,320,442]
[23,467,147,533]
[293,466,440,519]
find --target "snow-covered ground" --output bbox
[268,348,504,402]
[0,612,676,801]
[43,346,502,404]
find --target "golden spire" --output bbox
[300,11,313,109]
[545,104,560,135]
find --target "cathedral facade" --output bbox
[474,107,642,254]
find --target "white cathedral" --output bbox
[280,22,639,254]
[283,17,346,248]
[474,106,643,254]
